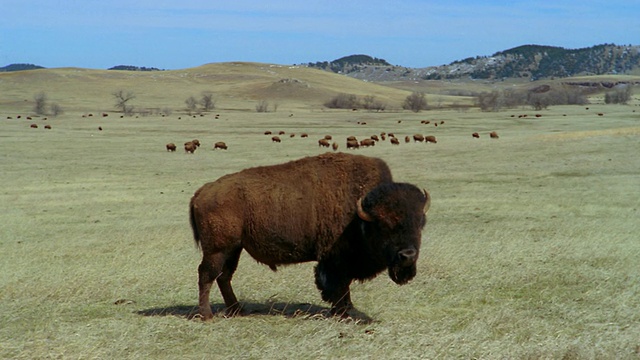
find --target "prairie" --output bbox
[1,65,639,359]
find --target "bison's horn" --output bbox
[423,189,431,214]
[356,197,374,222]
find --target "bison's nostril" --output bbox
[398,248,417,264]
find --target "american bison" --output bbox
[346,139,360,149]
[472,132,480,139]
[272,136,281,143]
[332,142,339,151]
[189,152,430,319]
[30,124,38,128]
[318,139,330,147]
[324,135,332,140]
[370,135,379,142]
[264,131,272,135]
[166,143,177,152]
[413,134,424,142]
[301,133,309,138]
[359,138,375,147]
[405,136,411,143]
[44,124,52,130]
[490,131,499,139]
[213,141,228,150]
[425,135,437,143]
[192,139,201,148]
[390,137,400,145]
[184,142,197,153]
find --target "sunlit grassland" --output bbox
[1,99,639,358]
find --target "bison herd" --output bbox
[164,126,503,154]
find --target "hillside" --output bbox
[0,62,424,114]
[323,44,640,82]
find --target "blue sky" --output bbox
[1,0,638,69]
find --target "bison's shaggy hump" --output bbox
[192,152,393,256]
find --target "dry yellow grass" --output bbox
[1,65,639,359]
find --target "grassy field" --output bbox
[1,66,640,359]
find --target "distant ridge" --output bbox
[316,44,640,81]
[0,63,45,72]
[108,65,164,71]
[306,54,391,74]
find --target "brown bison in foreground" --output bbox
[166,143,177,152]
[190,152,430,319]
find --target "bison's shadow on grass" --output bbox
[136,302,373,323]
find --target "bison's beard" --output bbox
[388,264,417,285]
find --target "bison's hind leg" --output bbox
[198,246,243,319]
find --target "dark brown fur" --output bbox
[213,141,227,150]
[189,152,429,319]
[166,143,177,152]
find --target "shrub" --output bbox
[403,92,428,112]
[325,93,359,109]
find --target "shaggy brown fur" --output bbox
[190,152,430,319]
[425,135,437,143]
[490,131,499,139]
[318,139,330,147]
[213,141,227,150]
[166,143,177,152]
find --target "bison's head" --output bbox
[357,183,430,285]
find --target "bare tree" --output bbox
[605,85,633,104]
[185,96,198,115]
[33,92,48,115]
[255,100,269,113]
[403,91,428,112]
[50,103,63,116]
[112,90,136,116]
[200,92,216,112]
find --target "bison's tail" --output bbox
[189,198,202,250]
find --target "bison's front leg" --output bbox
[314,261,353,316]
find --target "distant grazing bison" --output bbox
[359,138,376,147]
[272,136,281,143]
[44,124,52,130]
[213,141,228,150]
[189,152,430,319]
[390,137,400,145]
[332,142,339,151]
[318,139,330,147]
[425,135,437,143]
[490,131,499,139]
[184,142,197,153]
[192,139,201,148]
[166,143,177,152]
[30,124,38,128]
[413,134,424,142]
[472,132,480,139]
[346,139,360,149]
